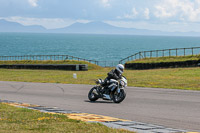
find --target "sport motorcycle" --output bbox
[88,76,127,103]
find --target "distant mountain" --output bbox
[51,21,159,35]
[1,19,200,36]
[0,19,46,33]
[50,21,200,36]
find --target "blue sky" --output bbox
[0,0,200,32]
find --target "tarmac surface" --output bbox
[0,81,200,132]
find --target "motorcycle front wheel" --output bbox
[112,89,126,103]
[88,87,99,101]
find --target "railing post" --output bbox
[184,48,186,56]
[139,52,141,59]
[192,48,194,55]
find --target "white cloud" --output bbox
[28,0,38,7]
[154,5,175,18]
[76,19,90,23]
[101,0,111,7]
[154,0,200,22]
[117,8,138,19]
[144,8,150,19]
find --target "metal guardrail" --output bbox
[0,54,99,65]
[1,47,199,67]
[119,47,200,64]
[0,54,118,67]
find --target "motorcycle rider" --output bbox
[102,64,124,99]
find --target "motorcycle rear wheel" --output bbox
[112,89,126,103]
[88,87,99,101]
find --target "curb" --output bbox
[0,99,199,133]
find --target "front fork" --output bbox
[117,87,125,94]
[117,88,121,93]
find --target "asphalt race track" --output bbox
[0,81,200,132]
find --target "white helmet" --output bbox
[116,64,124,74]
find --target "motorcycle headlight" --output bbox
[120,80,125,86]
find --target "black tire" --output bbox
[112,89,126,103]
[88,87,99,101]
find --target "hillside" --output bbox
[1,19,200,36]
[0,19,46,33]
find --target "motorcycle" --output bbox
[88,76,127,103]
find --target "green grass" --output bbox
[0,103,133,133]
[0,60,102,70]
[126,68,200,90]
[0,67,200,90]
[126,55,200,63]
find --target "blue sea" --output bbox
[0,33,200,61]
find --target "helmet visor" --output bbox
[119,67,123,72]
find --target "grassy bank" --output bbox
[0,67,200,90]
[126,55,200,64]
[0,60,102,70]
[0,103,132,133]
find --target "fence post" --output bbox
[176,49,178,56]
[162,50,164,57]
[184,48,186,56]
[192,48,194,55]
[169,49,171,57]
